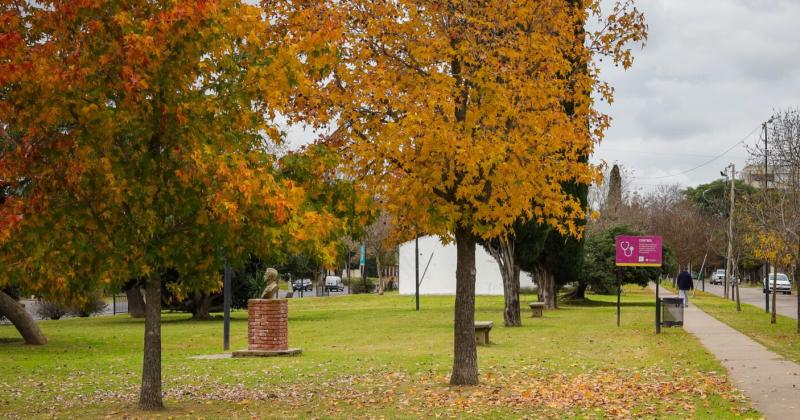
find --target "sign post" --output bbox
[223,261,232,350]
[615,235,663,328]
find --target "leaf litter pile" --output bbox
[2,364,751,418]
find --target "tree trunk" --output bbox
[502,264,521,327]
[539,270,557,310]
[565,282,588,301]
[376,253,384,295]
[190,293,213,320]
[735,275,741,312]
[486,237,521,327]
[0,290,47,345]
[795,245,800,334]
[796,263,800,333]
[450,227,478,386]
[315,268,324,296]
[139,275,163,410]
[126,284,145,318]
[771,263,778,325]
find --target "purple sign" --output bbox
[615,235,663,267]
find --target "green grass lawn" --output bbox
[1,287,755,419]
[676,288,800,364]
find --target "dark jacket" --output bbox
[677,271,694,291]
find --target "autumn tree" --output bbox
[482,219,550,326]
[0,181,47,344]
[364,207,395,294]
[0,0,338,410]
[274,0,646,385]
[745,108,800,328]
[277,143,375,294]
[485,0,594,318]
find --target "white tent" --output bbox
[399,235,535,295]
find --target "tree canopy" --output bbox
[0,0,341,409]
[272,0,646,385]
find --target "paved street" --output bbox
[280,285,352,298]
[699,283,798,320]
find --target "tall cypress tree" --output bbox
[607,164,623,216]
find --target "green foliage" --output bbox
[607,164,622,209]
[70,292,109,317]
[350,277,375,294]
[685,179,756,216]
[582,225,677,294]
[535,179,590,285]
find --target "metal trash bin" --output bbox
[661,297,684,327]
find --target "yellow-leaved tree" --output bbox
[0,0,339,410]
[273,0,646,384]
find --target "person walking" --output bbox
[677,269,694,307]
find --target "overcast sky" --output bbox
[284,0,800,192]
[595,0,800,191]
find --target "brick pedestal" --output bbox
[232,299,301,358]
[248,299,288,351]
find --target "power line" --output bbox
[602,148,748,159]
[630,125,760,180]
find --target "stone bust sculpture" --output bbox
[260,268,280,299]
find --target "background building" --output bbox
[398,235,535,295]
[741,164,796,190]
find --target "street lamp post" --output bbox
[721,164,736,302]
[763,117,774,313]
[223,260,232,351]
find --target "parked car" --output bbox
[292,278,313,292]
[325,275,344,292]
[763,273,792,294]
[710,269,725,285]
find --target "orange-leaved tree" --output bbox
[273,0,646,385]
[0,0,336,410]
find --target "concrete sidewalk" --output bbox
[659,289,800,419]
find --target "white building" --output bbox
[399,235,535,295]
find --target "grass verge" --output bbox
[1,287,755,419]
[673,288,800,364]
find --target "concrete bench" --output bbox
[529,302,545,318]
[474,321,493,345]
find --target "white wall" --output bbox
[399,235,535,295]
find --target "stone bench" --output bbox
[474,321,493,345]
[529,302,545,318]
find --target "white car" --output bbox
[710,269,725,285]
[764,273,792,294]
[325,275,344,292]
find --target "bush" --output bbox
[351,277,375,294]
[70,292,109,317]
[581,224,677,294]
[36,300,68,320]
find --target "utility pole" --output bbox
[723,163,736,302]
[763,120,771,313]
[698,250,708,292]
[223,260,232,351]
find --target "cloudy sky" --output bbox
[594,0,800,191]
